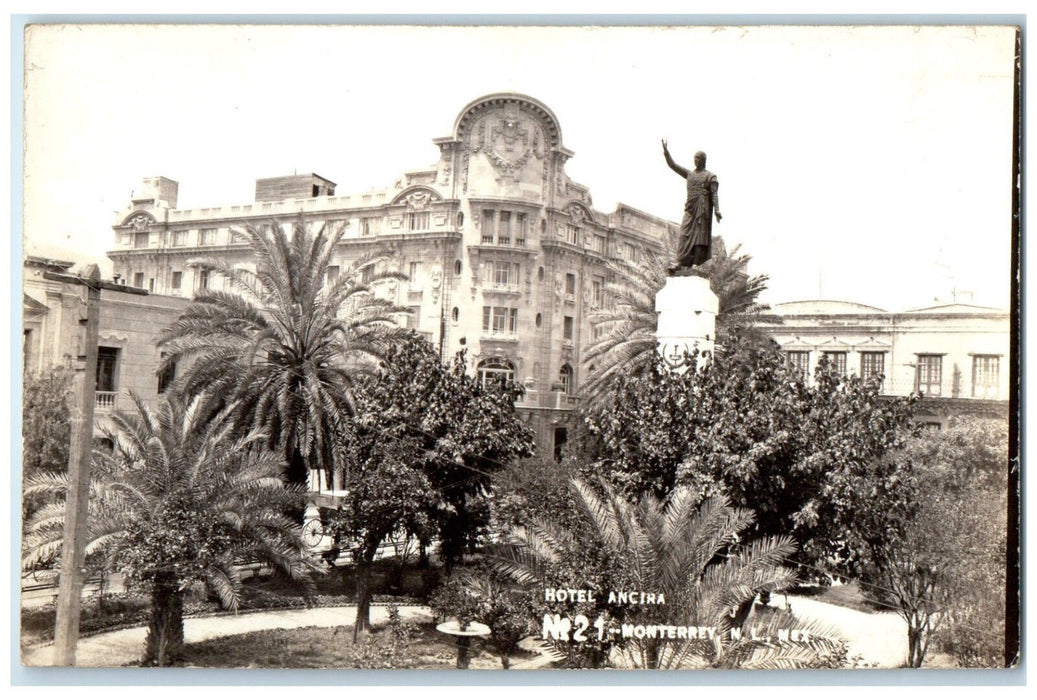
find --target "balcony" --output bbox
[95,391,117,410]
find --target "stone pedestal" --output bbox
[655,274,718,371]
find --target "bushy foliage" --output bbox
[429,568,536,668]
[576,330,917,567]
[21,364,74,525]
[838,417,1009,667]
[489,456,580,536]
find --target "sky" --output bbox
[20,23,1018,312]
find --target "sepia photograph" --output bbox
[16,21,1019,675]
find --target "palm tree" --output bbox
[22,393,314,666]
[157,219,406,491]
[582,235,771,407]
[491,479,842,669]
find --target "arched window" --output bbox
[457,211,465,227]
[477,357,515,389]
[559,364,574,395]
[451,307,459,322]
[535,312,542,329]
[454,259,463,275]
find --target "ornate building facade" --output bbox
[107,93,676,455]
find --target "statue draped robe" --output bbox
[678,168,720,268]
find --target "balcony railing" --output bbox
[95,391,117,410]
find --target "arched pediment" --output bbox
[563,201,595,225]
[452,93,563,151]
[390,186,442,209]
[121,211,156,231]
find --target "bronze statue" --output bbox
[662,140,722,274]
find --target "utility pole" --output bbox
[50,264,101,667]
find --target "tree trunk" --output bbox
[906,619,924,668]
[353,558,374,643]
[143,577,184,667]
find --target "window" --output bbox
[407,212,430,231]
[96,346,119,394]
[134,232,149,249]
[565,273,576,296]
[451,307,459,323]
[170,271,183,291]
[535,312,542,329]
[822,351,847,376]
[457,211,464,227]
[559,364,574,395]
[489,261,519,289]
[405,306,421,330]
[592,276,604,307]
[972,355,1000,398]
[553,427,568,462]
[408,262,421,291]
[454,259,463,276]
[200,228,217,246]
[482,306,518,335]
[23,329,34,370]
[327,265,340,286]
[173,230,188,247]
[198,268,211,290]
[493,261,510,287]
[563,316,574,340]
[916,354,943,396]
[477,357,515,388]
[860,352,885,381]
[148,278,155,293]
[786,351,810,381]
[565,225,579,246]
[157,353,176,394]
[592,234,606,254]
[361,217,381,237]
[133,272,144,288]
[482,210,495,244]
[515,213,526,246]
[498,212,512,245]
[360,265,373,285]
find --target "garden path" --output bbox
[22,596,908,669]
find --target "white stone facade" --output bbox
[106,93,678,452]
[756,299,1011,428]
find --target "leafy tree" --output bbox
[489,456,580,537]
[491,479,843,669]
[21,364,74,524]
[327,335,535,636]
[835,417,1009,667]
[577,331,916,565]
[22,393,314,666]
[582,236,770,406]
[157,219,406,490]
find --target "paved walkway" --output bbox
[22,596,909,670]
[770,594,908,668]
[21,604,555,670]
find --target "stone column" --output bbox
[654,275,718,372]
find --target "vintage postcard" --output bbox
[18,22,1019,674]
